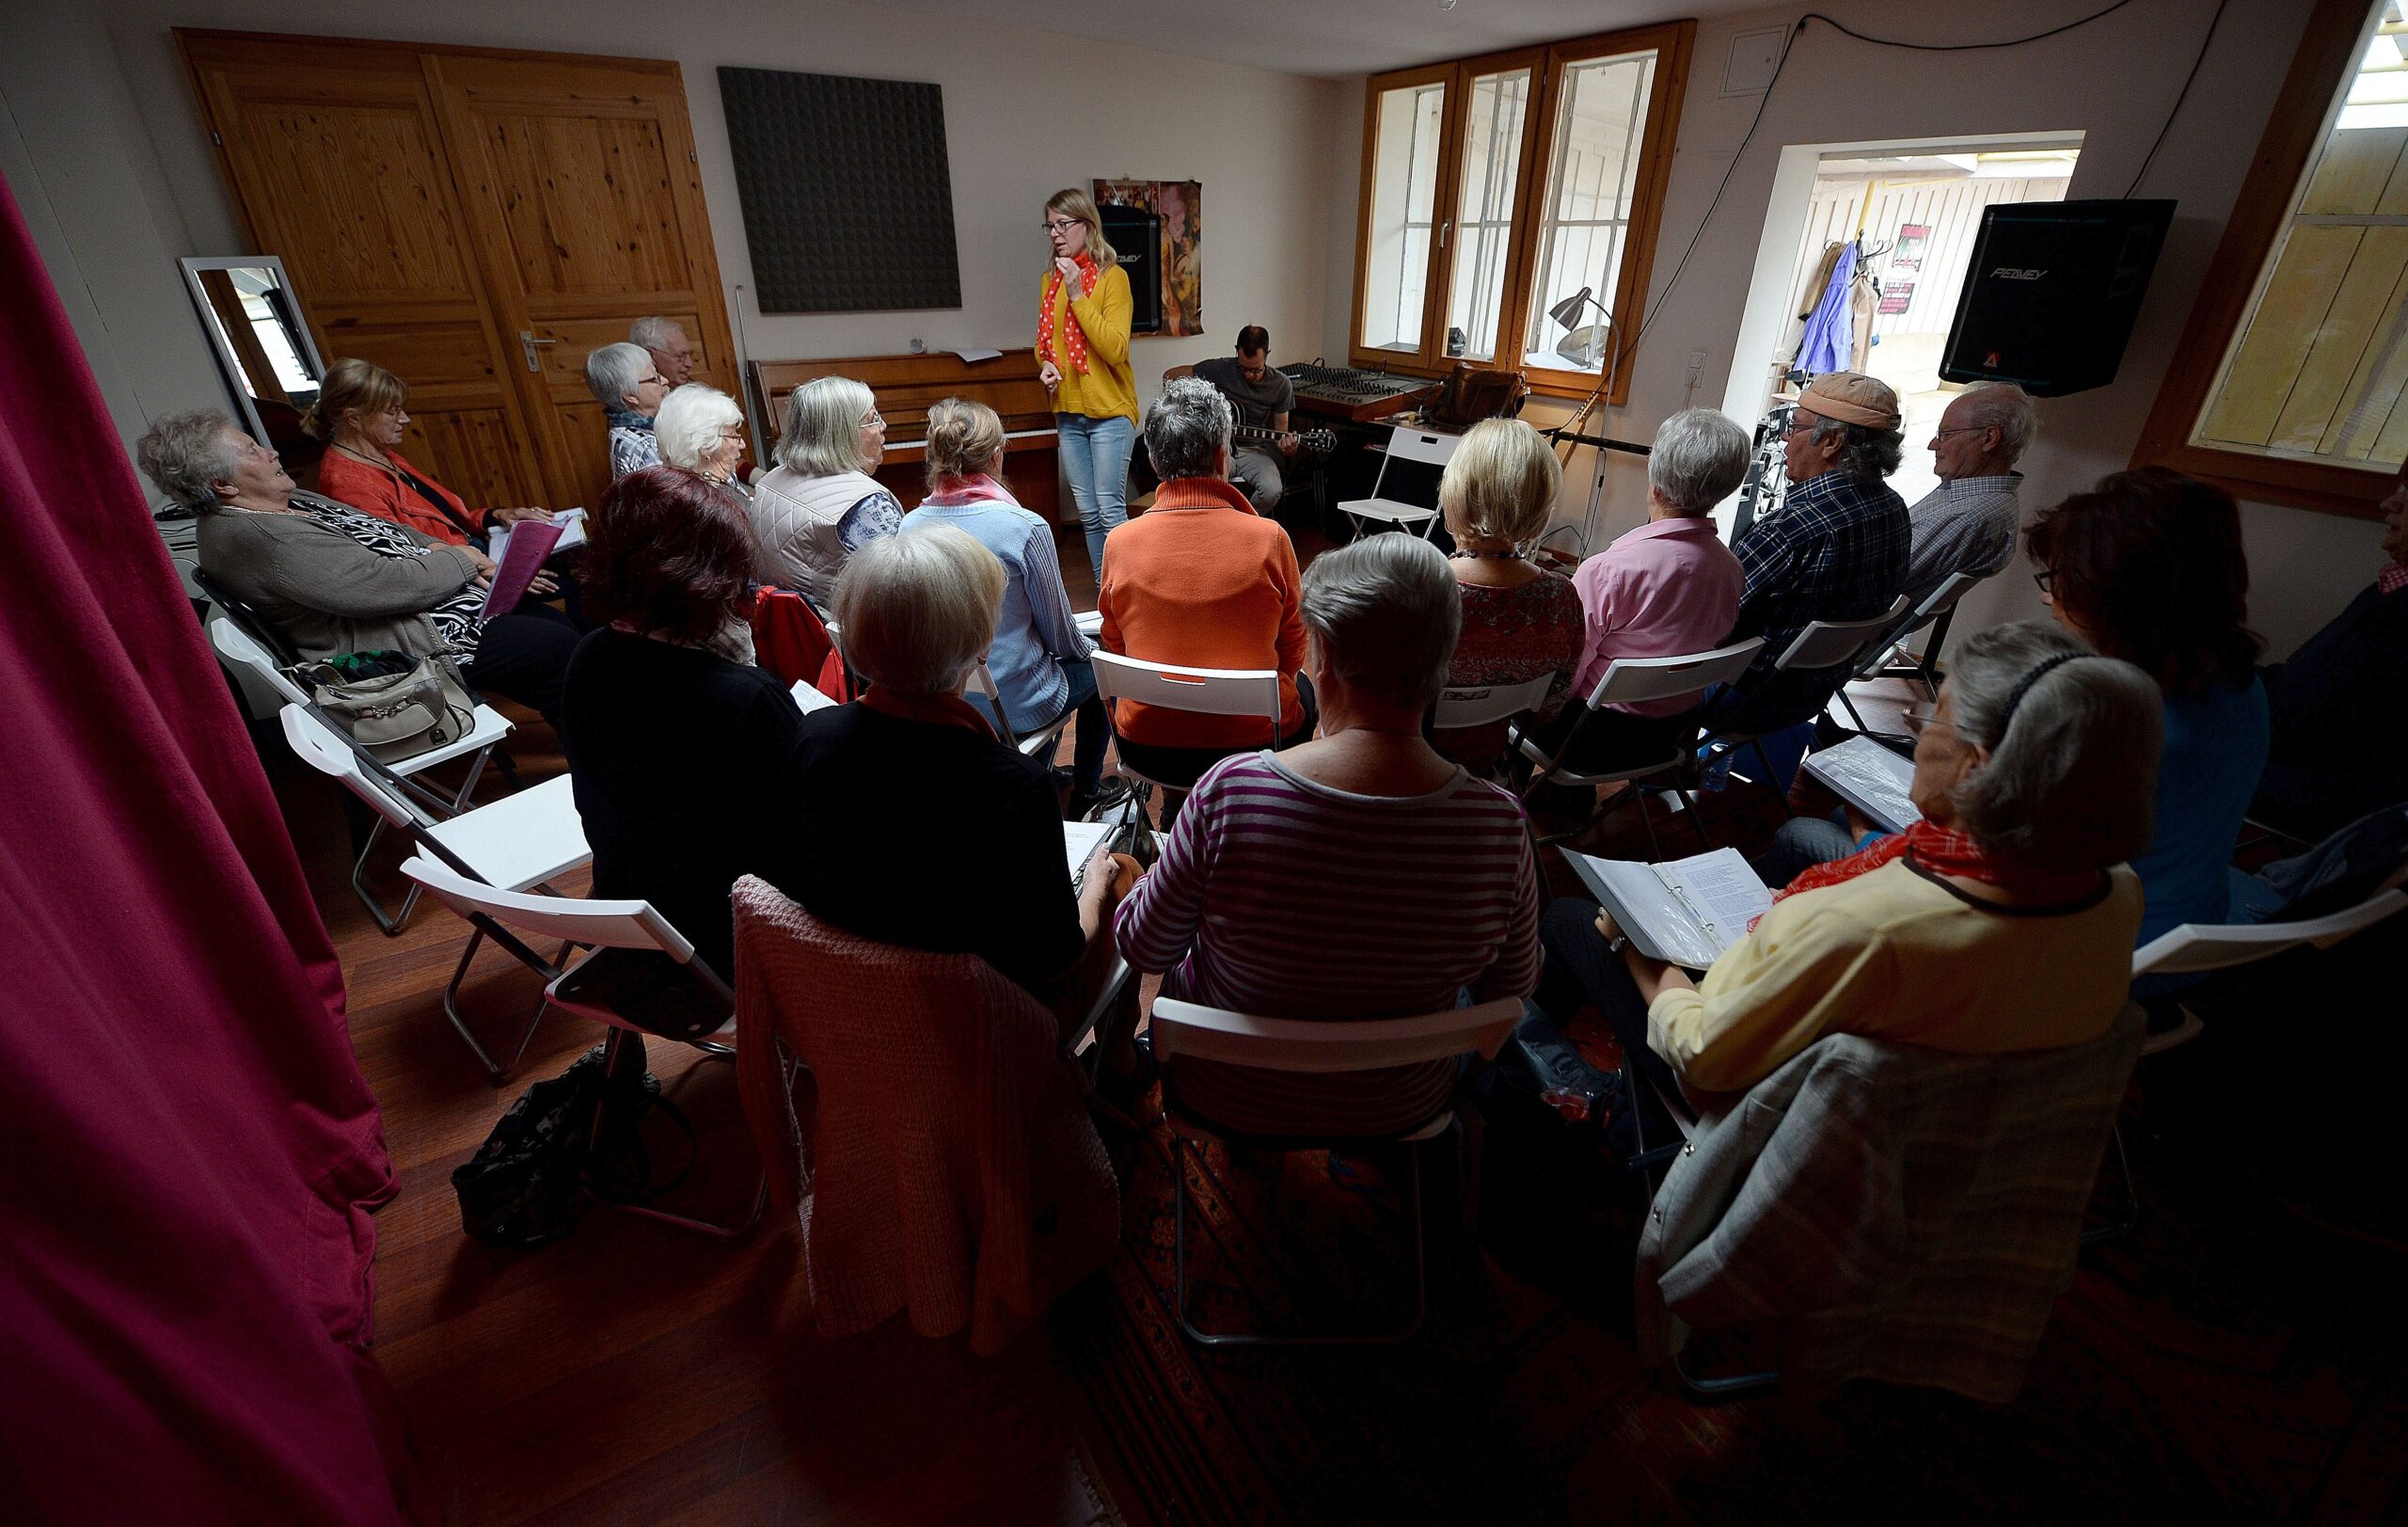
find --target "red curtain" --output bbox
[0,178,420,1520]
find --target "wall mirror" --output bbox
[179,256,325,450]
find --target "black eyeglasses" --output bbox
[1041,218,1080,233]
[1902,702,1944,737]
[2032,568,2055,596]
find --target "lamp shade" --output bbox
[1547,286,1595,330]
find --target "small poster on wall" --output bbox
[1878,224,1928,315]
[1095,179,1203,337]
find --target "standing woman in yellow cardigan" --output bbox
[1037,188,1139,576]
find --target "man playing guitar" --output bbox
[1192,326,1299,516]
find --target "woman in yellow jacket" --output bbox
[1037,187,1138,576]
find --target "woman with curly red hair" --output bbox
[559,466,804,978]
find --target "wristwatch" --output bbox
[1608,932,1632,958]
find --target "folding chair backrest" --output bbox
[194,566,302,666]
[1434,673,1556,729]
[1777,594,1913,671]
[1381,424,1460,469]
[1583,638,1766,711]
[1915,570,1982,624]
[1149,996,1522,1074]
[278,703,421,831]
[399,854,696,960]
[2131,887,2408,978]
[209,613,311,707]
[963,660,1023,749]
[1090,650,1283,732]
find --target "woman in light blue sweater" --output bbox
[899,397,1117,816]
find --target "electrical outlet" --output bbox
[909,337,927,355]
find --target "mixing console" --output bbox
[1280,361,1433,422]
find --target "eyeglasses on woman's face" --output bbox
[1042,217,1080,234]
[2032,568,2055,597]
[1902,702,1944,737]
[860,410,885,430]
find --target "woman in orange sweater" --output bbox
[1099,378,1313,809]
[307,358,554,552]
[1037,188,1138,579]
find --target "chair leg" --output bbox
[1837,688,1871,734]
[1671,786,1716,851]
[1631,786,1664,860]
[2082,1122,2141,1246]
[1173,1132,1431,1347]
[350,745,495,935]
[589,1033,768,1238]
[440,928,550,1084]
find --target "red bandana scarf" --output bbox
[1767,819,2102,916]
[1038,252,1101,376]
[858,682,997,739]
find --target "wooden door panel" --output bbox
[430,53,739,504]
[182,34,549,512]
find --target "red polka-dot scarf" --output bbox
[1038,253,1101,376]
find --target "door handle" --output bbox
[519,330,561,373]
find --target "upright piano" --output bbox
[749,349,1059,517]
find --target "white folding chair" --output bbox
[1088,650,1285,800]
[1149,994,1523,1346]
[965,657,1074,765]
[400,856,768,1238]
[1701,595,1911,785]
[280,704,591,1079]
[216,616,515,935]
[1512,640,1765,854]
[1836,572,1985,731]
[1337,423,1459,541]
[2084,883,2408,1239]
[1432,673,1557,732]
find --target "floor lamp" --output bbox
[1548,287,1620,556]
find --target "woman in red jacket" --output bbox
[306,358,553,549]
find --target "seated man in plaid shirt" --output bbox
[1703,371,1911,745]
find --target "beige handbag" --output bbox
[293,650,479,762]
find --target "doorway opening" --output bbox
[1718,133,2083,526]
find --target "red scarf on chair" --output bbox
[1038,253,1101,375]
[1769,819,2102,911]
[859,683,996,739]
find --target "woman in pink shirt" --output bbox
[1531,408,1751,771]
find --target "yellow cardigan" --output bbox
[1647,859,2143,1095]
[1040,262,1138,424]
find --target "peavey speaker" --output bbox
[1940,199,2176,398]
[1099,204,1164,334]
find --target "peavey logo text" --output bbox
[1989,267,2048,280]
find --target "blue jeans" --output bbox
[1056,412,1133,575]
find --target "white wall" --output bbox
[1323,0,2387,660]
[4,0,1340,476]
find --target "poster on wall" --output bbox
[1095,178,1203,337]
[1877,224,1927,315]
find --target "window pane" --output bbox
[1444,68,1531,361]
[2193,1,2408,468]
[1362,80,1449,355]
[1519,51,1657,375]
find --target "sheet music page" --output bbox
[1804,736,1920,835]
[1565,852,1721,970]
[549,507,589,553]
[1656,849,1773,949]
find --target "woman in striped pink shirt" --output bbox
[1115,534,1542,1136]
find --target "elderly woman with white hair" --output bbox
[585,342,669,479]
[1432,417,1586,768]
[653,383,752,503]
[785,528,1133,1020]
[749,375,903,606]
[1533,621,2161,1134]
[1525,407,1751,772]
[1117,533,1542,1137]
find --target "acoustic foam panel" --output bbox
[718,66,961,313]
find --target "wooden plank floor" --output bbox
[279,718,1120,1527]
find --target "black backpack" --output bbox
[451,1041,694,1250]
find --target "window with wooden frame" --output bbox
[2135,0,2406,517]
[1349,23,1694,403]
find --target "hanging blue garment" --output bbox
[1796,242,1859,375]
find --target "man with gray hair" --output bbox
[1900,382,2036,605]
[629,316,695,387]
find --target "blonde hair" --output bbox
[300,358,406,441]
[776,376,879,476]
[1044,187,1117,265]
[831,526,1007,694]
[924,396,1006,485]
[1439,418,1561,545]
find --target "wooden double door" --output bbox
[181,31,739,514]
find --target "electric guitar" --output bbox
[1232,423,1335,456]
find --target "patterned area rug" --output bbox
[1056,1065,2408,1526]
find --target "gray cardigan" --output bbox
[198,504,482,661]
